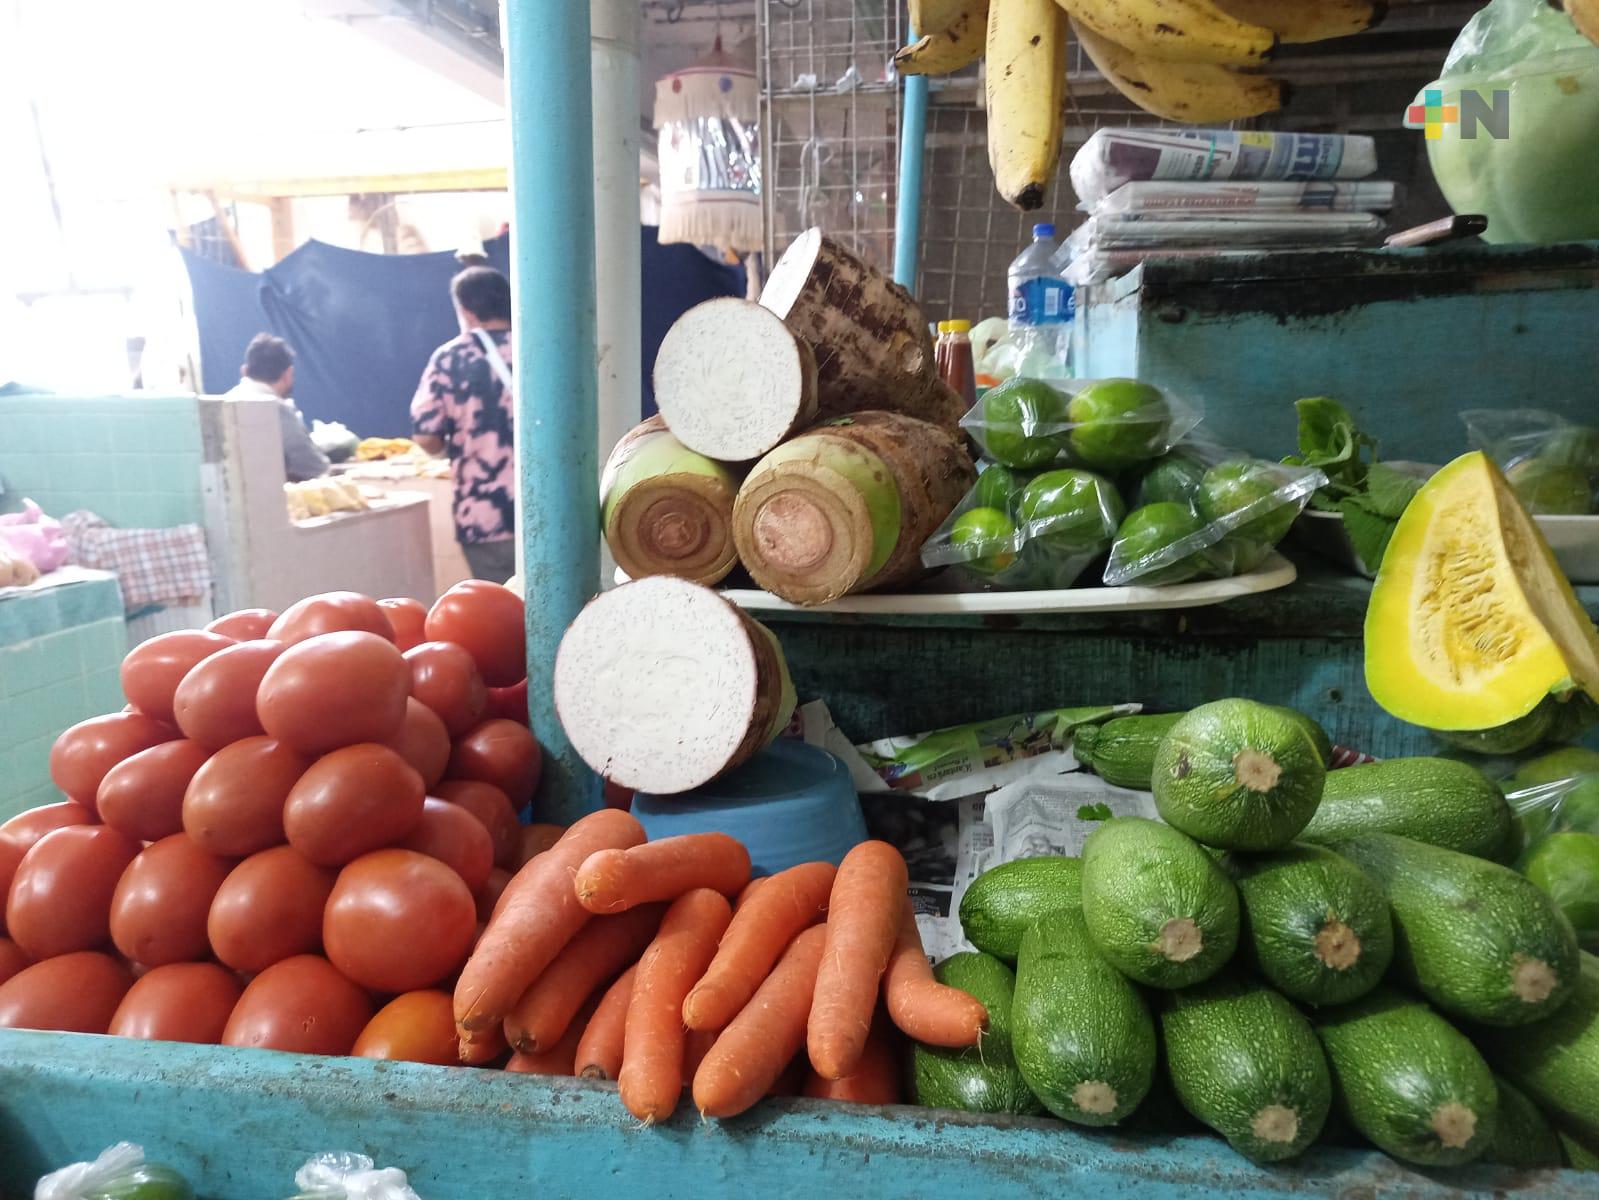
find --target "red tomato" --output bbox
[475,867,512,925]
[257,631,409,756]
[425,581,526,688]
[378,597,428,652]
[183,736,308,856]
[434,780,520,869]
[0,951,133,1033]
[400,798,494,893]
[208,845,335,973]
[109,834,234,966]
[0,801,95,903]
[221,954,373,1055]
[283,743,425,866]
[206,608,278,640]
[404,641,487,737]
[484,679,530,727]
[323,849,476,993]
[447,719,543,809]
[121,630,236,724]
[268,591,396,645]
[386,697,451,789]
[518,823,566,868]
[6,825,141,960]
[108,961,242,1043]
[96,739,210,842]
[352,989,459,1064]
[172,639,285,749]
[50,712,176,813]
[0,938,30,986]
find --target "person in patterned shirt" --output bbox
[411,267,517,582]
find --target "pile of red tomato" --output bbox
[0,583,560,1065]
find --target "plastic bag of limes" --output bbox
[1463,408,1599,516]
[920,462,1128,590]
[1103,441,1326,587]
[961,377,1201,473]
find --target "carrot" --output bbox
[574,832,750,914]
[453,808,645,1036]
[802,1011,902,1105]
[734,877,765,910]
[618,888,733,1122]
[806,840,908,1080]
[692,924,828,1119]
[503,902,663,1052]
[883,899,986,1047]
[505,991,601,1076]
[682,1025,717,1088]
[458,1024,506,1066]
[683,860,836,1032]
[574,964,636,1081]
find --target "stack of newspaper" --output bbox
[1060,128,1399,286]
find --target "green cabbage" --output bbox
[1422,0,1599,244]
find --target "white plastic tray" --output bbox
[714,551,1297,616]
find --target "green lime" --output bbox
[1506,457,1593,515]
[1521,831,1599,947]
[1507,744,1599,836]
[951,506,1019,576]
[1195,460,1299,547]
[973,464,1024,513]
[1016,469,1126,556]
[1065,379,1172,471]
[1136,451,1208,507]
[978,378,1067,469]
[1544,426,1599,473]
[1110,502,1209,586]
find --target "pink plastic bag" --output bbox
[0,499,71,574]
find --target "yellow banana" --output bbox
[910,0,971,36]
[895,1,989,76]
[1075,22,1282,124]
[1560,0,1599,47]
[986,0,1068,211]
[1052,0,1274,66]
[1214,0,1384,44]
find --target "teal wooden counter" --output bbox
[766,556,1599,759]
[0,1030,1592,1199]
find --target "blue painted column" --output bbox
[892,29,929,291]
[505,0,601,820]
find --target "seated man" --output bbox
[225,333,330,482]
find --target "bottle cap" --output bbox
[1033,223,1056,239]
[936,320,952,334]
[948,319,972,334]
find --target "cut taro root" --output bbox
[601,416,740,586]
[759,228,964,431]
[553,578,795,795]
[733,411,975,605]
[652,298,818,462]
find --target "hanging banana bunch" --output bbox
[893,0,1386,211]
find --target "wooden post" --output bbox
[268,198,295,263]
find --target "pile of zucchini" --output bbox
[911,699,1598,1173]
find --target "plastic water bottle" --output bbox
[1006,223,1074,377]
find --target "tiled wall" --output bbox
[0,617,126,821]
[0,394,204,528]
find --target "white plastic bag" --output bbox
[35,1143,193,1200]
[289,1154,422,1200]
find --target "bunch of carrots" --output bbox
[454,808,989,1121]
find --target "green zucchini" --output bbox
[1486,1075,1565,1169]
[957,856,1080,963]
[910,952,1042,1116]
[1302,757,1513,861]
[1073,712,1184,790]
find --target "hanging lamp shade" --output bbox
[653,37,762,253]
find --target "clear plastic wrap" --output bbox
[288,1153,421,1200]
[1504,760,1599,950]
[961,377,1202,472]
[34,1144,193,1200]
[920,462,1128,590]
[1103,441,1326,586]
[1463,408,1599,515]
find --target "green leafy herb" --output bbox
[1339,493,1401,573]
[1286,397,1380,500]
[1363,462,1424,519]
[1076,802,1113,823]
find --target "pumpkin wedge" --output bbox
[1365,452,1599,731]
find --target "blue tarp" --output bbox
[183,230,744,437]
